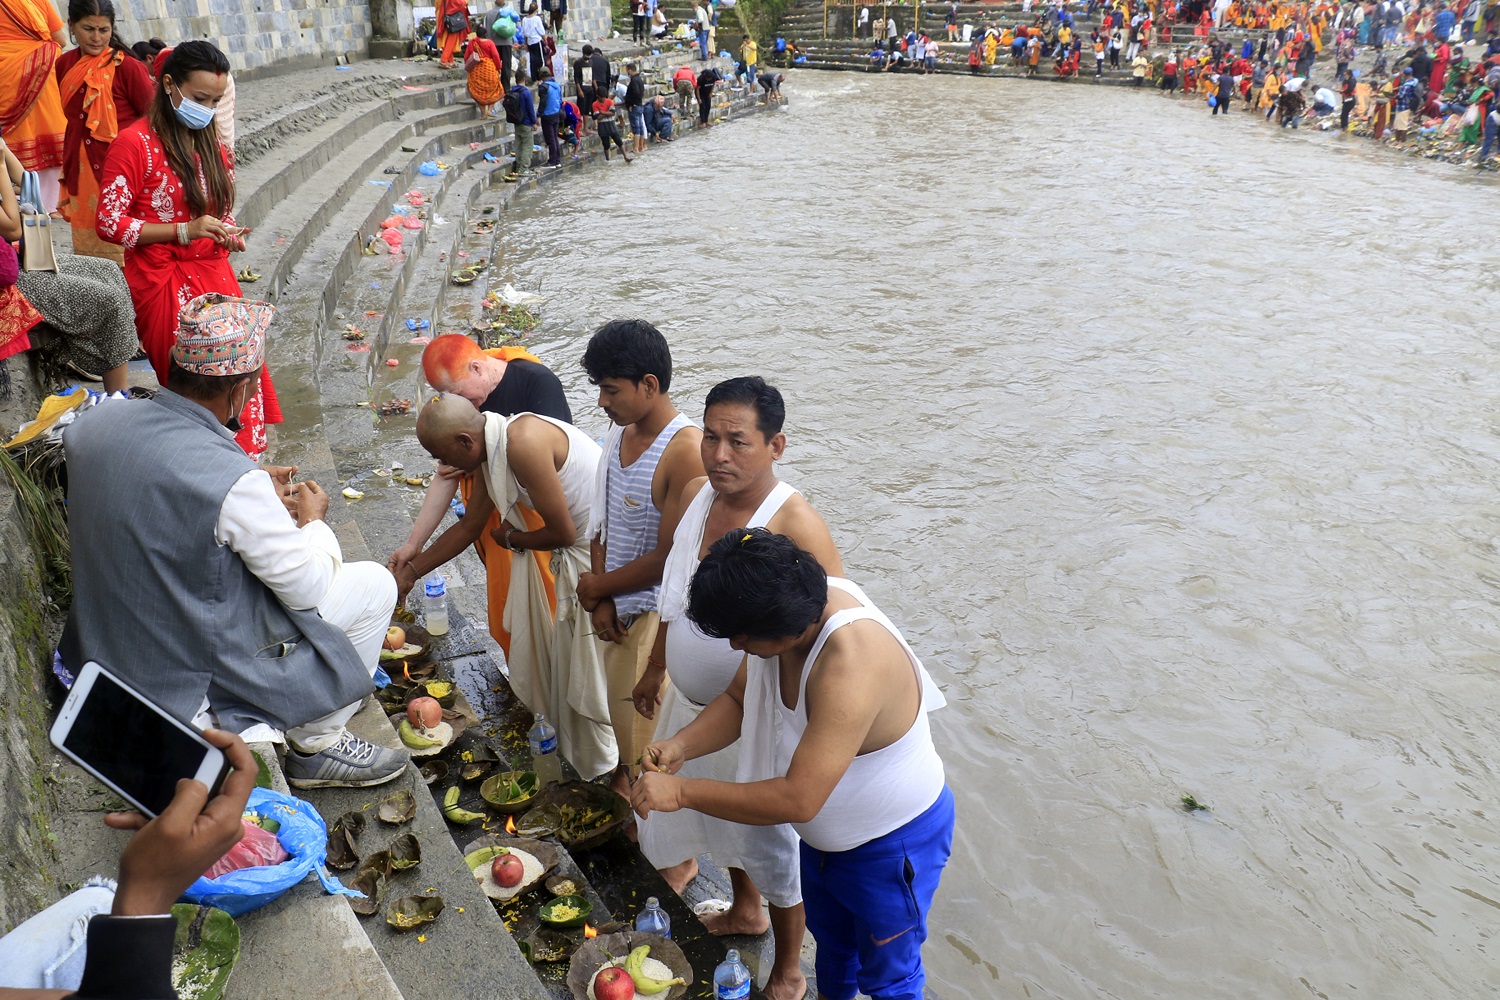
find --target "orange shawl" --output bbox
[0,0,58,134]
[58,48,122,145]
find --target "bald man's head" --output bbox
[416,393,487,472]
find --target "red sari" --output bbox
[95,119,281,456]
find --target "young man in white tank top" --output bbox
[575,320,703,793]
[632,377,841,1000]
[632,530,954,1000]
[394,394,618,779]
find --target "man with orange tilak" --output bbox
[389,335,573,655]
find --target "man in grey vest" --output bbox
[59,294,408,789]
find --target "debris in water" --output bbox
[386,359,399,367]
[377,399,413,417]
[342,487,365,500]
[1180,794,1209,813]
[342,325,365,341]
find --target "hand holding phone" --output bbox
[107,728,257,917]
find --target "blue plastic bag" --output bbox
[181,787,360,917]
[418,160,441,176]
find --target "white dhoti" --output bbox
[636,479,804,907]
[490,412,617,779]
[638,683,802,908]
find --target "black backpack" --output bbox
[502,88,524,124]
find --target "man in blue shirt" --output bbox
[1434,4,1457,42]
[537,67,563,167]
[507,71,538,176]
[1393,66,1420,141]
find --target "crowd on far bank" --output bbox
[428,0,785,176]
[856,0,1500,163]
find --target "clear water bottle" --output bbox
[528,713,562,785]
[423,572,449,635]
[713,949,750,1000]
[635,896,671,938]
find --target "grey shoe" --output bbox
[286,730,409,788]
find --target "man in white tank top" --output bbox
[395,394,618,779]
[633,377,841,1000]
[631,530,954,1000]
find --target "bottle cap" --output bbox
[725,948,739,962]
[645,896,659,907]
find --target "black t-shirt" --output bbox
[697,67,721,88]
[625,74,646,107]
[589,53,611,90]
[480,358,573,423]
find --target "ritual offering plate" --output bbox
[539,893,593,929]
[171,904,241,1000]
[567,932,691,1000]
[480,770,539,813]
[518,781,631,850]
[463,835,562,901]
[379,623,431,667]
[394,718,453,757]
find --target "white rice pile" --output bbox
[586,957,677,1000]
[472,847,544,899]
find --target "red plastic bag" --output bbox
[204,818,291,880]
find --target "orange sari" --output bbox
[57,49,130,263]
[457,346,560,655]
[0,0,65,171]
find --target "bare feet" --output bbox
[701,906,771,937]
[660,857,698,895]
[761,969,809,1000]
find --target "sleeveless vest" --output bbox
[58,390,372,733]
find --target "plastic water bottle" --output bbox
[713,949,750,999]
[528,713,562,785]
[449,496,466,519]
[423,572,449,635]
[635,896,671,938]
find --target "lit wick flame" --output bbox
[583,923,597,939]
[402,661,412,682]
[504,815,517,835]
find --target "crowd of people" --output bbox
[0,312,957,1000]
[441,4,783,178]
[858,0,1500,161]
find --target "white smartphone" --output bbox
[50,662,230,819]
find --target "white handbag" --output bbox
[17,170,58,273]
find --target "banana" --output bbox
[624,945,685,995]
[398,720,441,749]
[442,785,485,824]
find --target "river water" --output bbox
[493,73,1500,999]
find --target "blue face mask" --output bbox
[171,83,216,130]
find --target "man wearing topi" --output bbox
[59,293,406,789]
[630,529,954,1000]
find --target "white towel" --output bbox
[588,422,624,545]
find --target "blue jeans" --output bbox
[698,29,709,58]
[800,786,956,1000]
[1481,115,1500,159]
[628,105,646,136]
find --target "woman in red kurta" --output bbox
[55,0,153,265]
[96,40,280,457]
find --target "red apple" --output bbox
[593,966,635,1000]
[491,851,525,888]
[384,626,406,651]
[407,696,442,729]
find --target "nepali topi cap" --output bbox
[171,293,274,376]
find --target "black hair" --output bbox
[582,319,672,391]
[704,376,784,439]
[150,41,234,217]
[168,361,259,402]
[687,528,828,642]
[68,0,136,59]
[582,43,594,54]
[473,21,490,39]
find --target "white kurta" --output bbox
[488,413,618,779]
[637,480,803,908]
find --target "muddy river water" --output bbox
[482,72,1499,999]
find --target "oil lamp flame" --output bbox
[583,923,597,939]
[504,815,516,835]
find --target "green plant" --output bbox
[0,446,71,607]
